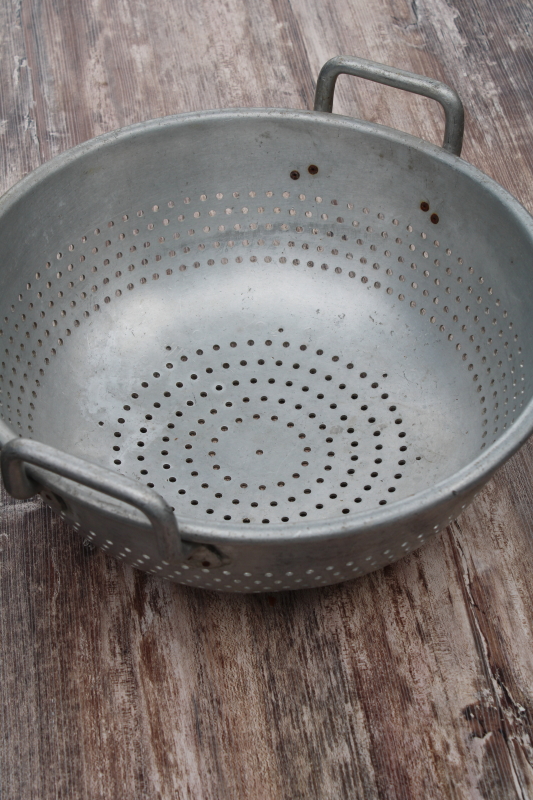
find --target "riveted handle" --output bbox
[314,55,464,156]
[1,438,182,562]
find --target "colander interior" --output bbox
[0,110,530,527]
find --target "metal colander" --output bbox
[1,56,533,592]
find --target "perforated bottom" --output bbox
[107,337,423,523]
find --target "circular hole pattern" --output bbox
[107,338,426,523]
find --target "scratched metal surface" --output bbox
[2,0,533,797]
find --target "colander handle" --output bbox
[0,437,182,562]
[314,55,464,156]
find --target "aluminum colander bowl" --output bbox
[1,56,532,593]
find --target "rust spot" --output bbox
[308,164,319,175]
[430,213,439,224]
[290,170,300,180]
[420,201,430,212]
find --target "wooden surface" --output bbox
[2,0,533,797]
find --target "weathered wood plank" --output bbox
[2,0,533,798]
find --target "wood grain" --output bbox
[2,0,533,797]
